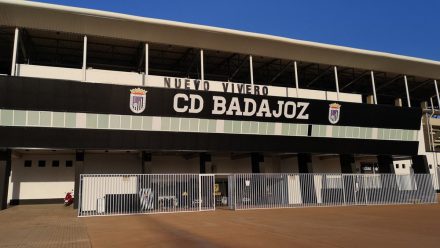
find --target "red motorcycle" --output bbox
[64,190,74,206]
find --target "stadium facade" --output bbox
[0,1,439,211]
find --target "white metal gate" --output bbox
[78,174,215,217]
[78,173,437,217]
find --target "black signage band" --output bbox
[0,76,422,130]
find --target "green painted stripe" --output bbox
[0,109,418,141]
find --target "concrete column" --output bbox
[0,150,12,210]
[395,98,403,107]
[11,28,19,76]
[339,154,355,173]
[82,35,87,82]
[294,61,299,97]
[370,71,377,104]
[249,55,254,85]
[251,153,263,173]
[73,150,85,209]
[377,155,395,173]
[404,75,411,107]
[298,153,313,173]
[199,153,211,174]
[334,66,340,101]
[200,49,204,82]
[141,152,152,174]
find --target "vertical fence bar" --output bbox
[77,173,436,217]
[198,175,202,211]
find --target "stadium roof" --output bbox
[0,0,439,105]
[1,0,440,79]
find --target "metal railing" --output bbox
[78,174,215,217]
[434,167,440,191]
[78,173,437,217]
[231,173,437,210]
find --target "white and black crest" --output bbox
[328,103,341,124]
[129,88,147,114]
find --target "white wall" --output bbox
[86,68,143,86]
[8,154,75,202]
[84,153,142,174]
[16,64,82,81]
[16,64,363,103]
[393,159,412,175]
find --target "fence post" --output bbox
[341,174,346,205]
[77,174,82,216]
[198,174,202,211]
[353,175,357,205]
[234,174,237,210]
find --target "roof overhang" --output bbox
[1,0,440,79]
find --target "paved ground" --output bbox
[1,203,440,247]
[0,204,90,248]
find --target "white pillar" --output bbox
[200,49,204,81]
[435,80,440,108]
[145,43,149,76]
[294,61,299,98]
[370,71,378,104]
[249,55,254,85]
[11,28,19,76]
[334,66,340,101]
[404,75,411,107]
[82,35,87,82]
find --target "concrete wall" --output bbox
[150,155,199,174]
[212,155,252,173]
[280,157,299,173]
[312,156,341,173]
[8,153,75,203]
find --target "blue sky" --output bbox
[34,0,440,61]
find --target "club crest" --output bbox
[129,88,147,114]
[328,103,341,124]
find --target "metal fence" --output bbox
[78,174,215,217]
[433,168,440,191]
[78,173,437,217]
[231,173,437,210]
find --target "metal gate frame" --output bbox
[78,174,215,217]
[78,173,437,217]
[199,174,216,211]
